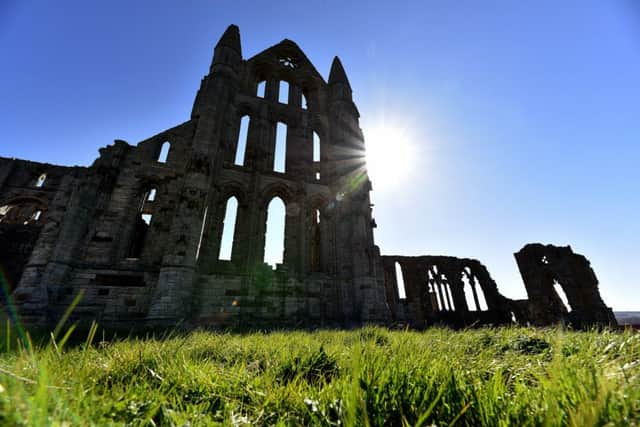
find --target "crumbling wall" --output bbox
[0,158,82,298]
[3,25,391,329]
[515,243,618,328]
[382,245,619,329]
[381,255,515,328]
[0,224,42,297]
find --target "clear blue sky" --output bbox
[1,1,638,310]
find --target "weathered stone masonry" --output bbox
[0,25,617,329]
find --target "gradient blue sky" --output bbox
[1,1,638,309]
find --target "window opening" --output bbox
[126,191,155,259]
[158,141,170,163]
[278,81,289,104]
[434,284,443,311]
[474,277,489,311]
[35,174,47,187]
[395,262,406,299]
[218,197,238,261]
[127,214,150,259]
[235,116,250,166]
[439,284,449,310]
[264,197,285,269]
[429,269,443,311]
[274,122,287,173]
[256,81,266,98]
[462,272,477,311]
[0,205,11,222]
[446,283,455,311]
[310,208,321,272]
[279,57,297,69]
[553,279,572,311]
[313,132,321,162]
[195,206,208,261]
[301,93,308,109]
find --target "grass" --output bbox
[0,323,638,426]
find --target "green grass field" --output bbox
[0,323,638,426]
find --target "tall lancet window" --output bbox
[218,197,238,261]
[158,141,170,163]
[278,81,289,104]
[310,208,321,271]
[274,122,287,173]
[256,81,266,98]
[313,132,321,162]
[264,197,285,268]
[395,262,406,300]
[235,116,249,166]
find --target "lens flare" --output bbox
[363,123,415,192]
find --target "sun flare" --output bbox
[364,123,415,192]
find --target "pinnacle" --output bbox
[328,56,351,88]
[216,24,241,56]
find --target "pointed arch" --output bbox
[462,269,477,311]
[264,196,286,268]
[260,182,295,208]
[0,197,47,225]
[218,197,239,261]
[35,174,47,188]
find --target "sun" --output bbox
[364,123,415,192]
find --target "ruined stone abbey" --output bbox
[0,26,617,329]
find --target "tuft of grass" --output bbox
[0,325,637,425]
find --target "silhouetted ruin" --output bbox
[514,244,617,328]
[0,25,617,329]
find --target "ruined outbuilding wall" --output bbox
[381,246,618,329]
[515,244,617,328]
[381,255,516,328]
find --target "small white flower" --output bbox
[231,412,250,426]
[304,397,320,413]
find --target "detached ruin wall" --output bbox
[0,25,617,330]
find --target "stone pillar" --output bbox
[147,25,242,325]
